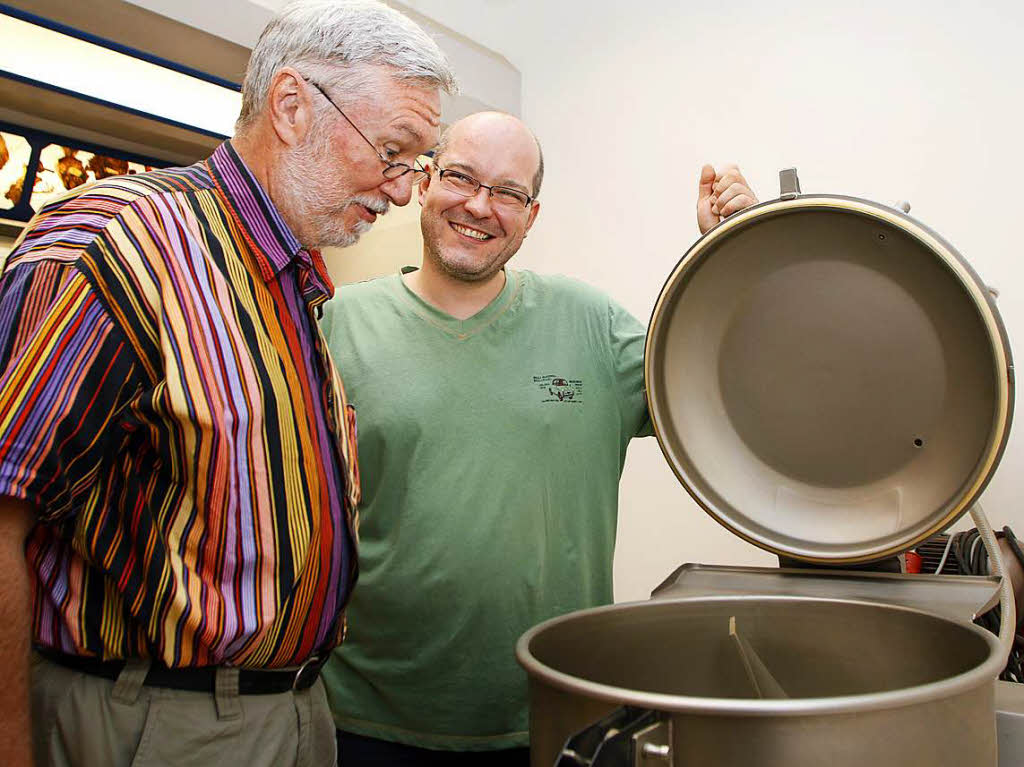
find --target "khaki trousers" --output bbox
[30,653,337,767]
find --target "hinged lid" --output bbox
[645,169,1014,563]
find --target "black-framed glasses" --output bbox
[303,76,427,184]
[435,167,534,209]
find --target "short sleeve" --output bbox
[607,297,653,438]
[0,258,140,520]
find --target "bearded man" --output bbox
[0,2,455,766]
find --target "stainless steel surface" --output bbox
[644,194,1014,564]
[651,563,1002,624]
[525,178,1020,765]
[518,596,1003,766]
[997,680,1024,767]
[729,616,788,698]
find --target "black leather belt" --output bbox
[36,647,328,695]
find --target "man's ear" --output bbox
[524,199,541,233]
[267,67,313,147]
[417,162,434,205]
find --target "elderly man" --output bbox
[319,110,757,765]
[0,2,455,766]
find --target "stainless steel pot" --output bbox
[517,595,1004,766]
[518,171,1015,766]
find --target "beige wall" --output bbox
[324,198,423,287]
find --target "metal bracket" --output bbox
[555,706,672,767]
[633,719,673,766]
[779,167,801,200]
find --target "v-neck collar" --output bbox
[391,267,521,340]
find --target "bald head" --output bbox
[416,110,542,288]
[433,112,544,197]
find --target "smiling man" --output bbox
[319,111,756,765]
[408,113,541,311]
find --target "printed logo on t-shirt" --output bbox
[534,374,583,404]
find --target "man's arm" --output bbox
[0,497,36,767]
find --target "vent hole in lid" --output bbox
[914,438,924,448]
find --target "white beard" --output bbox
[278,122,388,249]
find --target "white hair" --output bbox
[236,0,457,130]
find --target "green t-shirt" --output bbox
[319,268,651,750]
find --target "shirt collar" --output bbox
[296,247,335,313]
[206,141,335,299]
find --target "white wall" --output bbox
[397,0,1024,600]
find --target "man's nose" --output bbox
[381,174,415,207]
[463,186,495,218]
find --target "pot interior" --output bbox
[525,598,993,700]
[646,204,1006,561]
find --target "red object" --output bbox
[904,551,923,574]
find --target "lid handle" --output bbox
[779,167,801,200]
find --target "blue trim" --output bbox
[0,119,172,168]
[0,118,178,224]
[0,71,232,140]
[0,3,243,92]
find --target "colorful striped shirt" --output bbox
[0,141,359,669]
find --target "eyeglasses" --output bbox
[435,167,534,209]
[303,76,428,184]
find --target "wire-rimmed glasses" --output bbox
[303,76,428,184]
[435,167,534,209]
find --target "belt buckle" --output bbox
[291,653,324,691]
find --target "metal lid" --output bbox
[645,171,1014,564]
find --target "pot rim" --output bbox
[515,595,1004,717]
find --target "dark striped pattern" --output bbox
[0,142,358,668]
